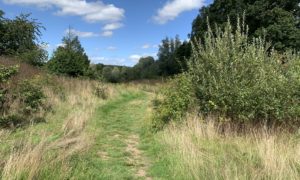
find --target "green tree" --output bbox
[191,0,300,51]
[47,30,90,77]
[133,56,156,78]
[157,36,183,76]
[0,11,47,65]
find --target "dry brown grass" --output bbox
[1,76,111,179]
[161,115,300,180]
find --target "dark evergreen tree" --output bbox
[47,30,90,77]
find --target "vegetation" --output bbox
[0,10,47,66]
[191,0,300,51]
[1,2,300,179]
[154,19,300,128]
[147,116,300,179]
[0,59,47,128]
[47,30,90,77]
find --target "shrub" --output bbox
[94,83,108,99]
[0,78,46,128]
[16,80,46,115]
[152,74,194,130]
[0,64,18,113]
[188,18,300,124]
[19,46,48,66]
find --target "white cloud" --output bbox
[56,43,66,47]
[91,56,126,65]
[4,0,124,23]
[153,0,204,24]
[66,29,98,38]
[103,22,123,31]
[106,46,117,51]
[101,31,113,37]
[129,54,142,63]
[4,0,125,37]
[129,53,158,63]
[142,44,151,49]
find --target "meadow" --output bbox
[0,58,299,179]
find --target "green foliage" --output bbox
[158,36,183,76]
[189,19,300,124]
[152,74,194,130]
[0,64,18,83]
[191,0,300,51]
[16,80,46,115]
[132,56,159,79]
[0,10,47,65]
[0,75,46,128]
[47,30,90,77]
[19,45,48,66]
[0,65,18,113]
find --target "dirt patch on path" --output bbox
[126,134,152,180]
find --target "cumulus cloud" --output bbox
[4,0,125,36]
[153,0,204,24]
[129,54,142,63]
[66,29,98,38]
[4,0,124,23]
[91,56,126,65]
[103,22,123,31]
[101,31,113,37]
[56,43,66,47]
[129,53,157,63]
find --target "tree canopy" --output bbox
[0,10,47,66]
[191,0,300,51]
[47,30,90,77]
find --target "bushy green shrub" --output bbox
[16,80,45,115]
[152,74,194,130]
[188,19,300,124]
[0,65,18,112]
[0,76,46,128]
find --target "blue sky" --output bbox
[0,0,212,66]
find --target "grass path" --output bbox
[69,90,152,179]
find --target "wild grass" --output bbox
[0,76,110,179]
[153,115,300,180]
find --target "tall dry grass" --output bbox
[160,115,300,180]
[1,77,111,179]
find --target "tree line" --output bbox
[1,0,299,82]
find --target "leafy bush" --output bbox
[16,80,46,115]
[0,65,18,112]
[188,19,300,124]
[0,76,46,128]
[152,74,194,130]
[19,46,48,66]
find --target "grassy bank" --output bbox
[0,77,109,179]
[145,115,300,180]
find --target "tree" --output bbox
[133,56,158,79]
[191,0,300,51]
[0,10,47,65]
[47,30,90,77]
[174,41,192,72]
[157,36,184,76]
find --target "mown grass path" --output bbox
[69,90,152,180]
